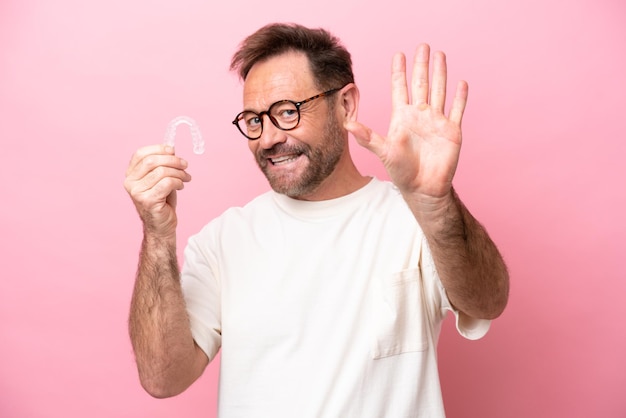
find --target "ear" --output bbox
[338,83,359,122]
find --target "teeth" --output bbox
[271,155,298,165]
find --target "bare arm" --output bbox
[124,145,208,398]
[405,188,509,319]
[347,45,509,319]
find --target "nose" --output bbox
[258,114,287,149]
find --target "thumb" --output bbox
[344,121,385,157]
[166,189,178,210]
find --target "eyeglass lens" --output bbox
[235,100,300,139]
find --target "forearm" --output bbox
[128,234,206,398]
[407,188,509,319]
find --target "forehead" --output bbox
[242,51,317,110]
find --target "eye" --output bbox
[244,113,261,130]
[271,102,299,124]
[278,109,298,119]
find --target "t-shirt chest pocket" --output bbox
[370,268,430,359]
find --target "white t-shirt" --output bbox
[181,178,489,417]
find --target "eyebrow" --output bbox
[241,97,295,114]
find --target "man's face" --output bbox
[242,51,346,200]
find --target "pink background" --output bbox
[1,0,624,416]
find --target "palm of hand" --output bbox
[348,44,468,203]
[383,101,463,199]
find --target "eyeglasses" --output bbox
[232,87,343,140]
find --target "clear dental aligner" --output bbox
[164,116,205,155]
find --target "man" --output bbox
[124,23,509,417]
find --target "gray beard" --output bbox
[255,114,345,198]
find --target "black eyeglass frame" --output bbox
[231,86,344,140]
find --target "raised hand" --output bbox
[346,43,468,208]
[124,145,208,398]
[123,145,192,239]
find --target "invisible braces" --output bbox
[164,116,205,155]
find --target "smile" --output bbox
[270,154,301,165]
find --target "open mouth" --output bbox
[269,153,302,166]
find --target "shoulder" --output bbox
[189,190,276,242]
[368,179,417,218]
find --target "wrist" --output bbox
[142,229,177,251]
[402,187,456,220]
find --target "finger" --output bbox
[430,51,447,113]
[344,120,373,146]
[449,80,469,125]
[166,188,177,210]
[345,120,386,158]
[124,160,191,197]
[127,152,188,181]
[411,43,430,106]
[137,166,192,193]
[391,52,409,107]
[129,174,187,208]
[126,144,175,175]
[151,176,186,202]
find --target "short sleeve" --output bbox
[180,225,222,361]
[441,288,491,340]
[419,235,491,341]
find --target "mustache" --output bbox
[257,142,311,161]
